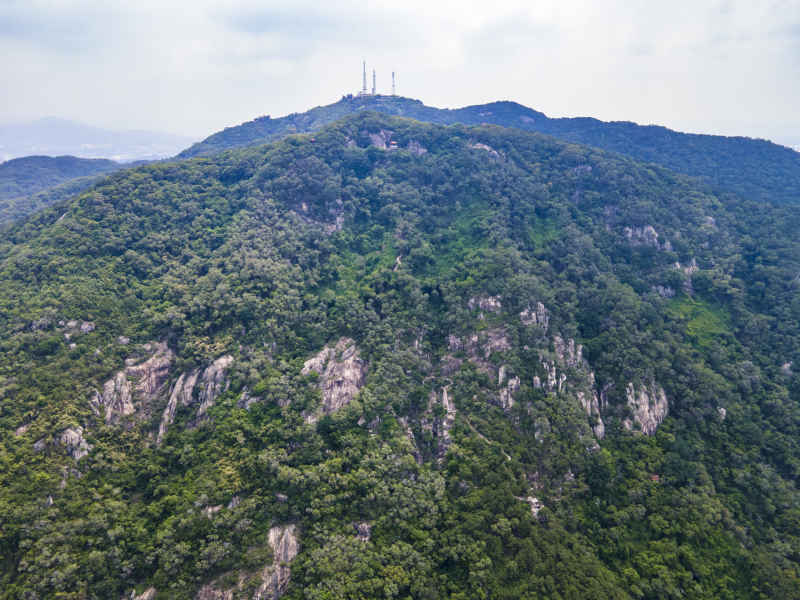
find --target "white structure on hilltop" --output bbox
[358,61,370,96]
[357,62,395,97]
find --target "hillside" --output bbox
[0,155,128,228]
[0,155,121,199]
[1,113,799,599]
[180,95,800,204]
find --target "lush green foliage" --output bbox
[181,95,800,205]
[1,113,799,599]
[0,155,124,227]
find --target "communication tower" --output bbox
[358,61,369,96]
[372,69,376,95]
[392,71,396,96]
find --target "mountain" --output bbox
[1,112,799,598]
[180,95,800,205]
[0,155,129,228]
[0,117,195,162]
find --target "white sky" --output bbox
[1,0,799,147]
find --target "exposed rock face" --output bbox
[91,342,174,424]
[577,388,605,439]
[301,338,366,415]
[92,372,134,423]
[516,495,544,517]
[469,142,501,158]
[198,356,234,417]
[497,365,520,410]
[623,382,668,435]
[468,295,502,313]
[534,335,605,440]
[257,525,299,599]
[59,426,91,461]
[653,285,675,298]
[132,587,156,600]
[197,525,298,600]
[553,335,582,367]
[520,302,549,330]
[157,355,234,444]
[354,521,371,542]
[238,388,261,410]
[624,225,672,251]
[444,327,511,381]
[367,129,393,149]
[425,386,456,461]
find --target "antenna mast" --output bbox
[372,69,376,95]
[362,61,367,95]
[392,71,396,96]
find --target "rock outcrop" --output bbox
[58,426,91,461]
[516,495,544,517]
[423,386,457,461]
[197,355,235,417]
[468,295,502,313]
[534,335,605,439]
[520,302,549,330]
[577,386,605,439]
[367,129,393,149]
[131,588,156,600]
[196,524,298,600]
[624,225,672,251]
[301,338,366,416]
[623,382,668,435]
[157,355,234,444]
[91,342,174,424]
[497,365,520,410]
[469,142,501,158]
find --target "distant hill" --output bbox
[0,117,194,162]
[180,95,800,204]
[0,155,128,227]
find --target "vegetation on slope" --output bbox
[180,95,800,205]
[0,155,125,227]
[0,113,799,599]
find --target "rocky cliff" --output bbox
[301,338,366,418]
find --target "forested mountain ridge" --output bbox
[0,155,126,228]
[1,112,799,599]
[179,95,800,204]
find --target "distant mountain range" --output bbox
[181,95,800,205]
[0,117,194,162]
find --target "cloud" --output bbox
[0,0,797,146]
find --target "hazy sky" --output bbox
[1,0,799,147]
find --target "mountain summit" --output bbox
[180,95,800,205]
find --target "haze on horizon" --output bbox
[1,0,798,149]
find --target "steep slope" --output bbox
[180,95,800,205]
[1,113,799,599]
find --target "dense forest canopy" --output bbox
[1,113,799,599]
[0,156,125,228]
[181,95,800,205]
